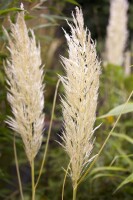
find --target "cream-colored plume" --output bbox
[105,0,129,66]
[4,6,45,164]
[60,7,101,188]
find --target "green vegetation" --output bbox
[0,0,133,199]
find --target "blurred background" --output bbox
[0,0,133,199]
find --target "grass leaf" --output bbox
[0,8,22,15]
[114,173,133,193]
[91,173,124,182]
[112,132,133,144]
[33,23,58,30]
[40,14,72,22]
[99,102,133,118]
[90,166,128,176]
[65,0,80,6]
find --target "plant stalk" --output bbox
[62,160,71,200]
[73,185,77,200]
[13,136,24,200]
[31,159,35,200]
[35,79,61,189]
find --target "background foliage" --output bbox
[0,0,133,199]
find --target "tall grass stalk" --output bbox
[4,4,45,199]
[60,7,101,199]
[35,79,61,189]
[73,186,77,200]
[62,160,71,200]
[31,160,35,200]
[13,136,24,200]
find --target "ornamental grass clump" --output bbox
[4,5,45,165]
[60,7,101,194]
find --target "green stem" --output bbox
[35,79,61,189]
[13,136,24,200]
[62,160,71,200]
[73,185,77,200]
[31,159,35,200]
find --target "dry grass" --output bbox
[4,5,45,164]
[60,7,101,189]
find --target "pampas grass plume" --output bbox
[105,0,129,66]
[4,5,45,164]
[60,7,101,188]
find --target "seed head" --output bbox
[60,7,101,187]
[105,0,129,66]
[4,6,45,164]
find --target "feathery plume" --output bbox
[4,6,45,164]
[105,0,129,66]
[60,7,101,188]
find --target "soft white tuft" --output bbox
[4,8,45,164]
[60,7,101,187]
[105,0,129,66]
